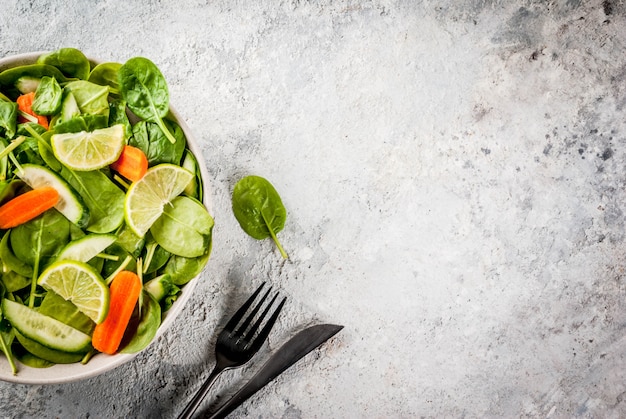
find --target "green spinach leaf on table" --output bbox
[232,175,288,259]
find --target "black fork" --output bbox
[178,282,286,419]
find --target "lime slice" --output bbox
[51,124,125,171]
[124,164,193,237]
[38,260,110,324]
[2,299,92,353]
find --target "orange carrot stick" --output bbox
[0,186,59,229]
[110,145,148,182]
[16,92,49,129]
[92,270,142,355]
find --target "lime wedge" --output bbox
[2,299,92,353]
[38,260,110,324]
[51,124,125,171]
[124,164,193,237]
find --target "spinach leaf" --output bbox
[118,57,177,144]
[64,81,110,118]
[232,175,288,258]
[143,235,171,274]
[37,48,90,80]
[1,271,30,293]
[52,114,108,134]
[0,231,33,277]
[88,62,121,95]
[14,136,45,167]
[0,101,17,139]
[0,303,18,375]
[61,169,125,234]
[17,122,46,137]
[32,76,62,116]
[120,291,161,354]
[11,209,71,268]
[0,180,24,205]
[130,119,186,166]
[162,253,210,286]
[115,224,145,259]
[108,98,132,140]
[151,196,213,258]
[11,341,54,368]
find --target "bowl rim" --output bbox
[0,51,212,384]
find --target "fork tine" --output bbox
[243,292,279,342]
[247,295,286,352]
[223,282,265,332]
[235,286,272,335]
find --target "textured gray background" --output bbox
[2,0,626,417]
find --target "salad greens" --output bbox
[0,47,213,375]
[232,175,288,259]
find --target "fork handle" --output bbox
[178,365,223,419]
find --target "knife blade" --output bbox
[201,323,344,419]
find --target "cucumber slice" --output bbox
[57,233,117,263]
[17,164,90,228]
[181,151,200,199]
[2,299,92,353]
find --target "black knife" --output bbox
[201,323,344,419]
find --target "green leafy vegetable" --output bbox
[232,175,288,258]
[32,76,62,116]
[64,81,110,118]
[120,291,161,354]
[151,196,213,258]
[88,62,122,95]
[118,57,177,144]
[0,101,17,139]
[37,48,90,81]
[130,119,186,165]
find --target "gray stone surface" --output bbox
[2,0,626,417]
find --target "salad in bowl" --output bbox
[0,48,213,384]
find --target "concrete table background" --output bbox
[1,1,626,417]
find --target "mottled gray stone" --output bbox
[1,0,626,417]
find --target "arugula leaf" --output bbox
[232,175,288,259]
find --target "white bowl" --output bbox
[0,52,212,384]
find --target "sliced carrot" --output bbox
[16,92,49,129]
[110,145,148,182]
[92,270,142,355]
[0,186,59,229]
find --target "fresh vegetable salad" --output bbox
[0,48,213,374]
